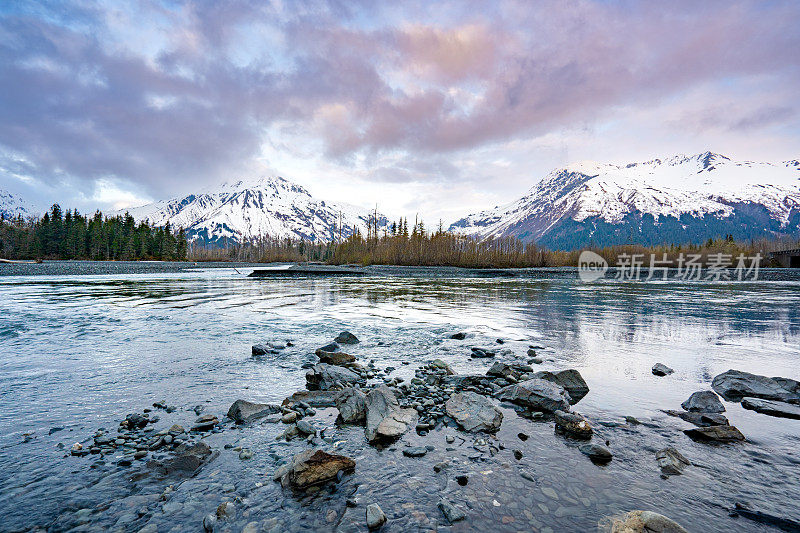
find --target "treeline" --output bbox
[189,219,799,268]
[0,204,188,261]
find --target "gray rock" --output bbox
[533,369,589,403]
[438,499,466,523]
[711,369,800,402]
[364,386,417,442]
[317,342,340,353]
[656,447,691,475]
[366,503,386,529]
[203,513,217,532]
[296,419,315,435]
[661,410,729,427]
[227,400,281,424]
[402,446,428,457]
[496,378,572,412]
[334,331,360,344]
[681,391,725,413]
[605,510,688,533]
[335,387,367,424]
[450,332,467,340]
[486,362,515,379]
[741,397,800,419]
[238,448,254,460]
[578,443,612,463]
[306,363,361,390]
[554,410,593,439]
[470,347,495,358]
[430,359,455,374]
[252,344,279,356]
[652,363,674,376]
[282,390,339,408]
[191,415,219,431]
[445,392,503,432]
[684,424,745,442]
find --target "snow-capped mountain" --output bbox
[0,189,31,220]
[121,176,387,244]
[450,152,800,249]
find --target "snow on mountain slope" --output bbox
[0,189,32,220]
[121,176,387,244]
[449,152,800,249]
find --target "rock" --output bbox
[227,400,281,424]
[684,424,745,442]
[681,391,725,413]
[296,419,315,435]
[496,378,572,412]
[438,499,466,523]
[70,443,89,456]
[334,331,360,344]
[711,369,800,402]
[252,344,276,356]
[317,342,340,353]
[216,501,236,519]
[191,415,219,431]
[470,347,495,358]
[533,369,589,404]
[134,450,147,459]
[450,332,467,340]
[487,362,515,379]
[317,351,356,365]
[732,502,800,531]
[554,410,593,439]
[655,447,691,475]
[606,510,688,533]
[445,392,503,432]
[364,386,417,442]
[335,387,367,424]
[202,513,217,532]
[283,390,339,408]
[740,397,800,419]
[168,424,185,435]
[455,474,469,486]
[124,413,149,429]
[281,411,298,423]
[402,446,428,457]
[306,363,361,390]
[365,503,386,529]
[279,449,355,489]
[430,359,455,374]
[578,443,612,463]
[661,410,729,427]
[150,441,216,476]
[239,448,254,460]
[513,449,523,460]
[652,363,674,376]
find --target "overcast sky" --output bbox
[1,0,799,223]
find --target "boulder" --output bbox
[487,362,515,379]
[496,378,572,412]
[740,397,800,419]
[533,369,589,404]
[334,331,360,344]
[684,424,745,442]
[652,363,674,376]
[335,387,367,424]
[317,351,356,366]
[227,400,280,424]
[365,503,386,529]
[364,385,417,442]
[661,410,729,427]
[278,449,355,489]
[282,390,339,408]
[606,510,688,533]
[554,410,593,439]
[445,392,503,432]
[306,363,361,390]
[681,391,725,413]
[655,447,691,475]
[711,369,799,402]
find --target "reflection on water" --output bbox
[0,263,799,531]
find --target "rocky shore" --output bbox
[51,332,800,532]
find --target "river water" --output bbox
[0,262,798,532]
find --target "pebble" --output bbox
[366,503,387,529]
[403,446,428,457]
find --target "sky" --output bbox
[1,0,799,224]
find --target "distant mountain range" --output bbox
[119,176,387,245]
[0,189,31,220]
[449,152,800,249]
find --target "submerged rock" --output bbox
[335,387,367,424]
[579,443,612,463]
[445,391,503,432]
[732,502,800,531]
[149,441,216,477]
[402,446,428,457]
[365,503,386,529]
[655,447,691,475]
[306,363,361,390]
[278,449,355,489]
[364,386,417,442]
[334,331,360,344]
[711,369,800,402]
[533,369,589,404]
[652,363,674,376]
[684,424,745,442]
[681,391,725,413]
[438,499,466,523]
[604,510,688,533]
[661,410,729,427]
[740,397,800,419]
[554,410,593,439]
[227,400,280,424]
[496,378,572,412]
[317,342,340,353]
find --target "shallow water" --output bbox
[0,262,799,532]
